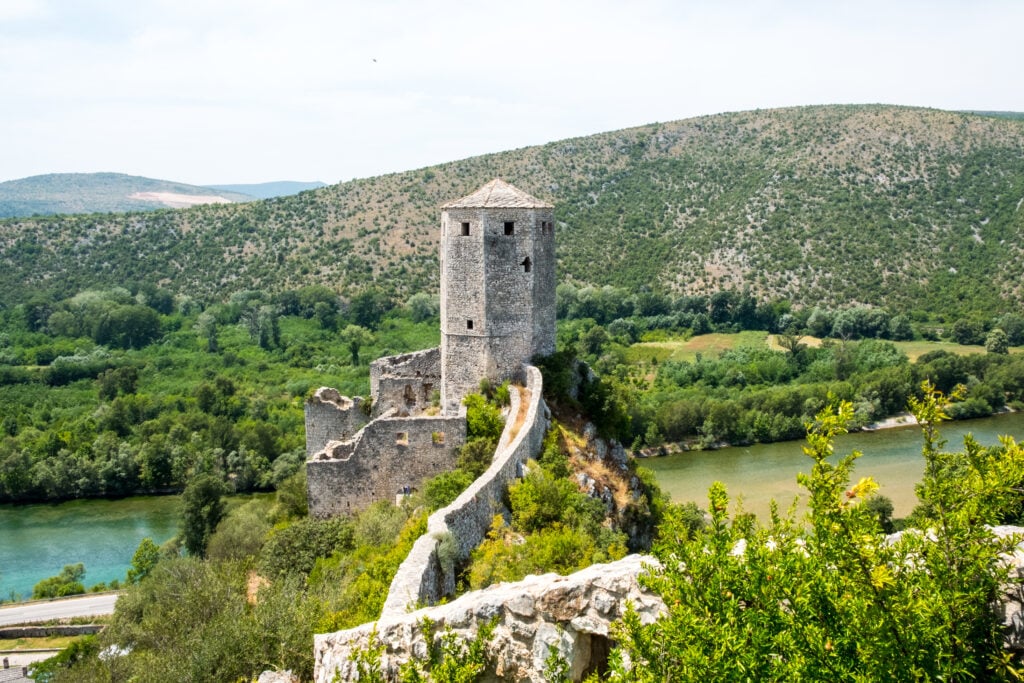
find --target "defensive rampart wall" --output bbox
[307,411,466,518]
[381,365,547,615]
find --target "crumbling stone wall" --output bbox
[382,365,547,614]
[370,348,441,417]
[314,555,664,683]
[307,412,466,518]
[304,388,368,459]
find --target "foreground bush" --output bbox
[611,383,1024,681]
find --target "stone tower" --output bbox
[440,179,555,413]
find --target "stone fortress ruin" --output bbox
[305,179,556,518]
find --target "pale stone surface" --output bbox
[313,555,664,683]
[304,388,367,459]
[441,179,553,209]
[307,410,467,518]
[370,348,442,418]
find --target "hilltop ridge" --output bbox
[2,105,1023,316]
[0,172,256,217]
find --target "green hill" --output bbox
[2,105,1023,316]
[0,172,255,217]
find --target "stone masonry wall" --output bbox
[440,206,555,414]
[381,365,547,614]
[370,348,441,417]
[307,412,466,518]
[314,555,664,683]
[304,388,368,459]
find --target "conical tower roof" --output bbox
[442,178,553,209]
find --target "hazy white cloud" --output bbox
[0,0,48,22]
[2,0,1022,184]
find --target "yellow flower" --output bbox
[870,565,893,589]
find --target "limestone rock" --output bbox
[257,670,298,683]
[314,555,664,683]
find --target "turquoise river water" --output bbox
[1,413,1022,602]
[643,411,1024,520]
[0,495,181,601]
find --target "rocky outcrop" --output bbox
[314,554,664,683]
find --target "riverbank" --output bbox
[642,410,1024,519]
[638,405,1020,458]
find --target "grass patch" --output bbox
[0,634,82,650]
[765,335,1022,362]
[627,331,770,364]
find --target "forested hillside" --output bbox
[2,105,1023,317]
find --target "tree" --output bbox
[406,292,439,323]
[580,325,609,356]
[806,307,833,338]
[350,288,392,329]
[180,474,228,558]
[690,313,711,335]
[995,313,1024,346]
[888,314,914,341]
[775,331,806,360]
[241,305,280,350]
[952,317,986,346]
[195,312,218,352]
[93,305,161,349]
[313,301,338,331]
[126,537,160,584]
[986,327,1010,355]
[340,324,374,366]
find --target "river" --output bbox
[0,495,181,602]
[2,413,1022,602]
[643,411,1024,520]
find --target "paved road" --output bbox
[0,593,119,627]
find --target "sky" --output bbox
[2,0,1022,186]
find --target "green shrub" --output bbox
[455,437,496,478]
[609,386,1024,681]
[463,393,503,441]
[258,516,354,579]
[206,499,273,561]
[424,470,474,510]
[32,563,86,599]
